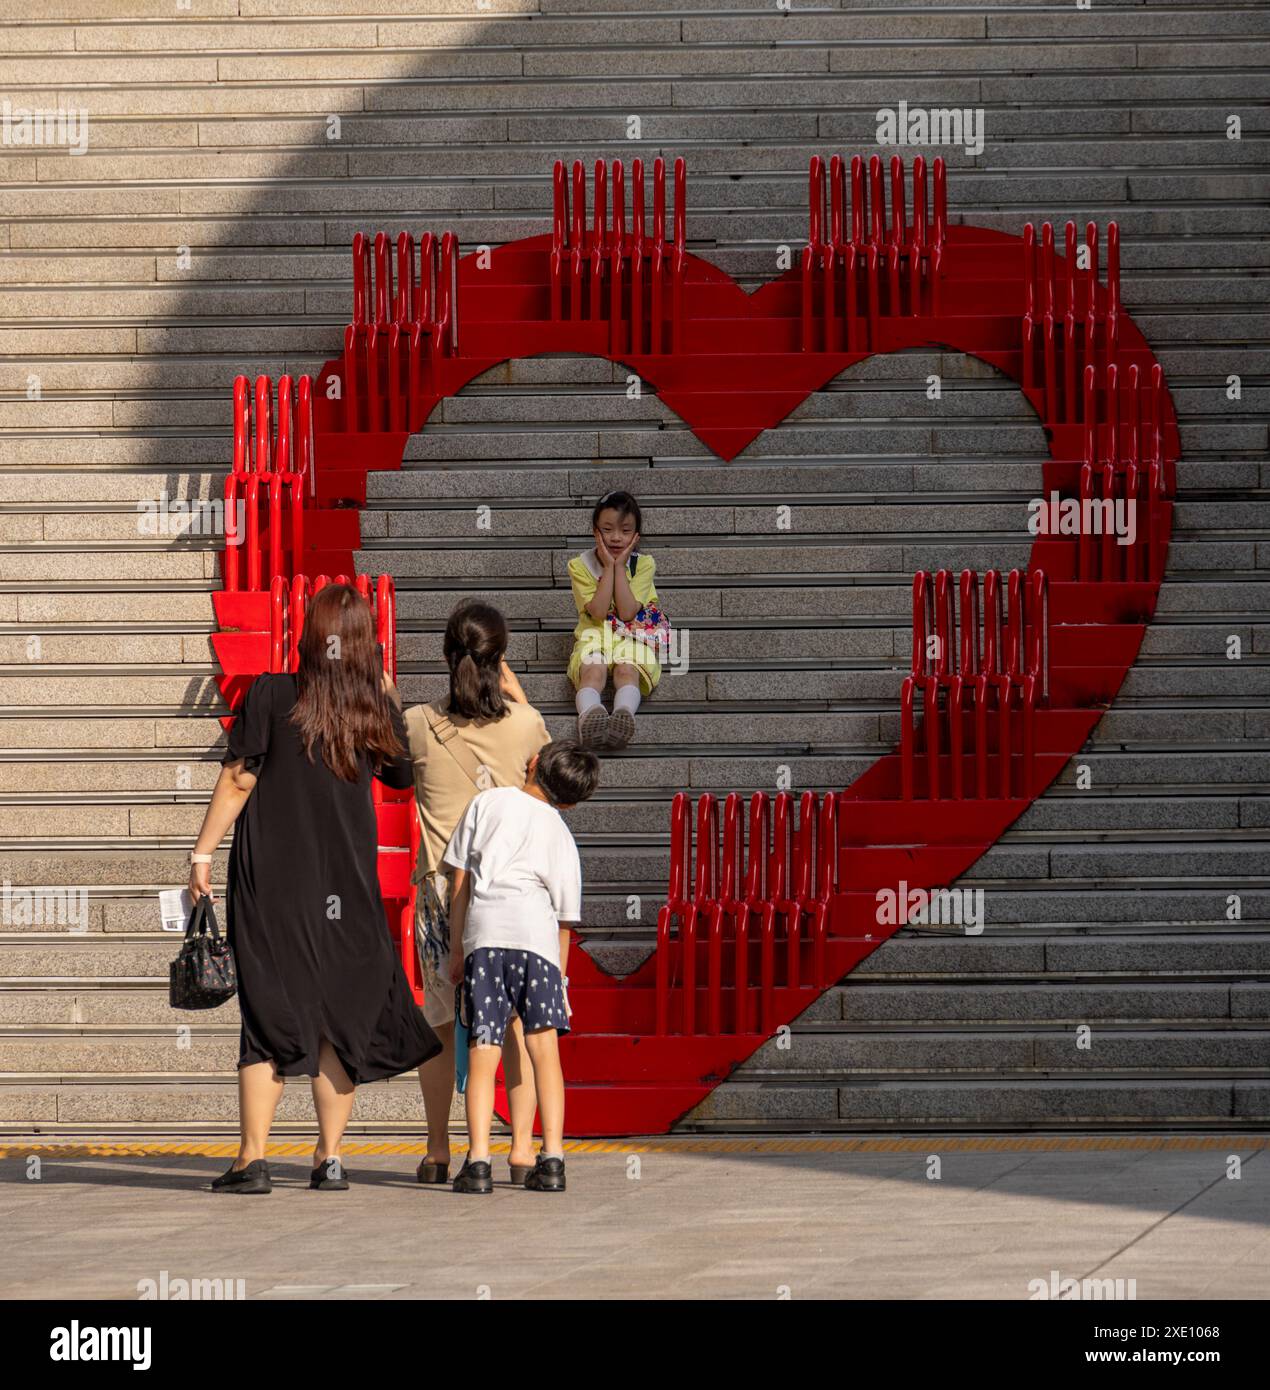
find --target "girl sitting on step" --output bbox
[567,490,668,751]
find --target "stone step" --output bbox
[688,1077,1269,1128]
[831,982,1270,1025]
[2,1027,1265,1080]
[4,928,1268,983]
[15,788,1264,841]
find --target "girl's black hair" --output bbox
[444,600,509,722]
[591,490,642,534]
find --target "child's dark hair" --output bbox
[592,490,642,534]
[444,600,508,721]
[533,739,601,808]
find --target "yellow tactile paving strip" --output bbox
[1,1135,1266,1159]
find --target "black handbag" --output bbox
[169,896,237,1010]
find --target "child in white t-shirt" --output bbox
[445,739,600,1194]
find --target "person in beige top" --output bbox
[406,600,551,1186]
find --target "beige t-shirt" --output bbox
[405,699,551,878]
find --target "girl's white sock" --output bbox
[576,687,603,716]
[613,685,642,717]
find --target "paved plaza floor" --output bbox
[1,1136,1266,1301]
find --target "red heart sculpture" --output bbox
[214,202,1177,1136]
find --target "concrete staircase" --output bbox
[0,1,1266,1133]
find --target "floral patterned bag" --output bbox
[606,601,672,658]
[169,896,237,1010]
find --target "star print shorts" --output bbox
[461,947,571,1047]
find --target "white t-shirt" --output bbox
[442,786,582,969]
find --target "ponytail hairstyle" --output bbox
[591,489,642,535]
[289,582,404,782]
[444,600,509,722]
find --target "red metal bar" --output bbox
[888,155,905,250]
[267,474,283,584]
[342,324,360,433]
[982,568,1002,674]
[900,675,916,801]
[949,675,965,798]
[850,155,865,246]
[911,569,931,674]
[808,155,824,248]
[223,472,240,591]
[395,231,414,324]
[769,791,792,903]
[296,374,314,498]
[793,790,816,904]
[365,325,381,432]
[232,375,249,474]
[868,155,885,246]
[1101,458,1118,583]
[289,574,308,671]
[705,902,724,1036]
[959,568,979,675]
[924,674,941,800]
[744,792,769,902]
[694,793,718,903]
[1021,673,1038,798]
[1022,223,1036,392]
[1005,569,1023,676]
[829,154,844,249]
[388,324,404,432]
[667,791,690,906]
[590,158,607,320]
[932,158,946,246]
[732,903,751,1033]
[269,574,287,672]
[655,905,673,1035]
[245,475,261,591]
[373,231,391,327]
[933,568,953,677]
[376,572,396,680]
[352,231,369,326]
[757,901,776,1035]
[720,792,743,903]
[253,375,271,475]
[816,792,837,900]
[672,156,686,251]
[1028,570,1049,699]
[680,903,699,1035]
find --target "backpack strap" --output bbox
[422,703,486,789]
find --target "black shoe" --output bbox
[309,1157,349,1191]
[416,1157,449,1185]
[452,1157,493,1194]
[509,1161,534,1187]
[524,1155,566,1192]
[211,1159,271,1194]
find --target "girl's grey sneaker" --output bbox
[524,1155,566,1192]
[453,1157,493,1194]
[578,705,609,748]
[211,1158,271,1194]
[607,708,636,749]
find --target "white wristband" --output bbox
[190,853,213,865]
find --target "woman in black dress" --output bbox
[188,583,439,1193]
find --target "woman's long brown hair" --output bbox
[289,583,404,781]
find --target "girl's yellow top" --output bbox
[566,549,662,694]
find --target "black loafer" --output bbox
[509,1161,534,1186]
[310,1157,349,1191]
[452,1158,493,1194]
[211,1159,271,1194]
[524,1155,566,1192]
[416,1158,449,1185]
